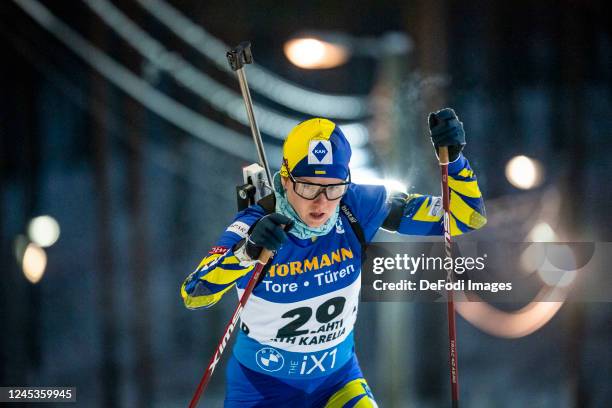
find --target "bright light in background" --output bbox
[521,242,578,287]
[505,155,543,189]
[456,298,565,338]
[22,243,48,284]
[378,179,407,194]
[539,269,577,288]
[284,38,350,69]
[27,215,61,247]
[351,169,407,193]
[519,244,545,274]
[537,244,577,288]
[528,222,556,242]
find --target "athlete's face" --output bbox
[282,176,343,228]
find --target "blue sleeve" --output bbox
[396,153,487,236]
[181,205,265,309]
[342,184,390,242]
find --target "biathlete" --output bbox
[181,108,486,407]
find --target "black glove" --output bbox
[240,213,294,260]
[428,108,466,162]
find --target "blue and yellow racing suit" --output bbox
[181,153,486,407]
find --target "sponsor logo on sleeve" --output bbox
[208,246,229,255]
[429,197,443,217]
[226,221,250,238]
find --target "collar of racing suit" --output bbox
[272,172,340,240]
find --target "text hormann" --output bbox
[269,248,354,277]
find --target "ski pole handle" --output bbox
[226,42,273,190]
[257,248,274,264]
[438,145,450,165]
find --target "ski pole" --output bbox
[438,146,460,408]
[227,41,273,189]
[188,249,273,408]
[189,41,276,408]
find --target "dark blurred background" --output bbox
[1,0,611,407]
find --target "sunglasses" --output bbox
[283,159,351,201]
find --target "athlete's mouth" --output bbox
[309,212,326,221]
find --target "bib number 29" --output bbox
[277,297,346,338]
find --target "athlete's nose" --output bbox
[313,191,329,204]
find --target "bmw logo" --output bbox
[255,347,284,372]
